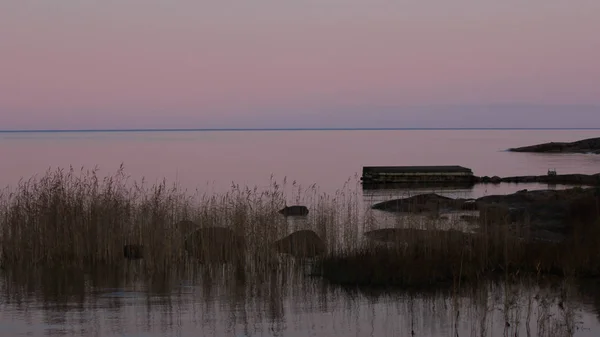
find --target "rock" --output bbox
[123,244,144,259]
[371,193,470,213]
[184,227,246,263]
[461,200,479,210]
[364,228,477,247]
[176,220,198,231]
[272,230,325,258]
[279,205,309,216]
[508,137,600,154]
[370,188,600,242]
[479,204,529,225]
[477,187,600,242]
[175,220,199,240]
[499,173,600,186]
[479,204,510,223]
[459,215,480,223]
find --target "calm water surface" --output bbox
[2,266,600,337]
[1,129,600,196]
[1,129,600,336]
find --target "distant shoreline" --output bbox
[509,136,600,154]
[1,127,600,133]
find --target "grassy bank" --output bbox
[1,166,599,290]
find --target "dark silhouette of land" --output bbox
[509,137,600,154]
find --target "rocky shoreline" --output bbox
[475,173,600,185]
[371,187,600,243]
[508,137,600,154]
[360,173,600,189]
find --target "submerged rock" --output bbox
[279,205,309,216]
[123,244,144,259]
[184,227,246,263]
[508,137,600,154]
[272,230,325,258]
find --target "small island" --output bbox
[508,137,600,154]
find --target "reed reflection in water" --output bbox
[2,263,600,337]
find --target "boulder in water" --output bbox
[279,205,309,216]
[184,226,246,263]
[272,230,325,258]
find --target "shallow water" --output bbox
[1,129,600,336]
[1,265,600,337]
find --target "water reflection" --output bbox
[2,264,600,336]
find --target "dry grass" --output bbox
[0,166,358,273]
[1,166,600,291]
[316,207,600,288]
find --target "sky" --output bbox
[1,0,600,129]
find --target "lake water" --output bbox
[2,129,600,196]
[1,129,600,336]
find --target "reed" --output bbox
[0,166,353,273]
[1,166,599,290]
[315,216,600,288]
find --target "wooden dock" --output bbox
[361,165,476,185]
[361,165,600,187]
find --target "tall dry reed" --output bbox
[0,166,358,273]
[1,166,599,290]
[316,190,600,288]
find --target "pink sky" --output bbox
[1,0,600,129]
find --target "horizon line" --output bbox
[1,127,600,133]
